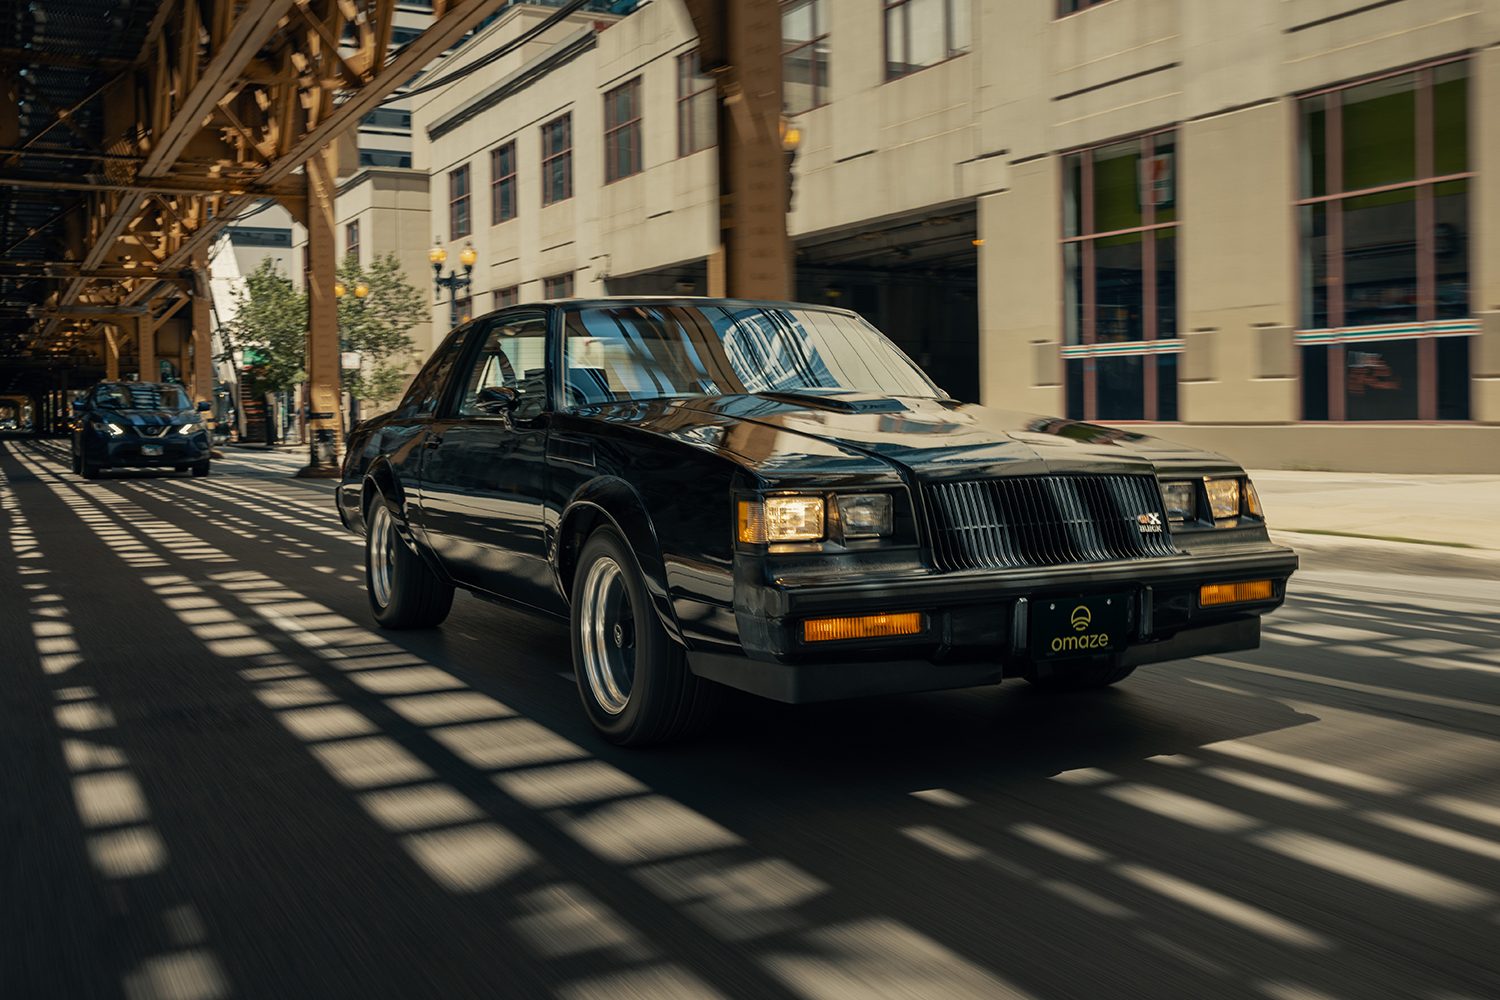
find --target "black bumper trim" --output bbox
[686,616,1260,704]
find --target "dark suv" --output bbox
[71,382,213,478]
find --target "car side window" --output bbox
[455,312,549,418]
[394,326,471,419]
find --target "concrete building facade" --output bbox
[369,0,1499,472]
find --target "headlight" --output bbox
[93,419,126,437]
[177,422,201,436]
[1205,478,1242,520]
[837,494,893,537]
[1159,481,1196,521]
[738,495,825,543]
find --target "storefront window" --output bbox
[1061,130,1177,422]
[1298,59,1473,422]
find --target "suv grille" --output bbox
[138,425,169,437]
[925,475,1177,572]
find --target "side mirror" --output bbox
[196,400,212,411]
[476,385,520,415]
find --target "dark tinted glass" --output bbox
[1300,204,1328,329]
[1155,354,1178,421]
[1065,359,1085,420]
[395,327,471,418]
[1437,335,1470,420]
[1299,94,1327,198]
[1433,62,1468,176]
[1344,339,1418,420]
[1092,140,1141,233]
[1094,232,1144,342]
[563,305,939,404]
[97,384,189,410]
[1342,73,1415,191]
[1342,188,1416,327]
[1301,346,1328,420]
[1434,179,1469,319]
[1095,354,1144,420]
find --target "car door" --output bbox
[416,310,555,607]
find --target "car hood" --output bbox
[610,392,1243,482]
[99,410,194,426]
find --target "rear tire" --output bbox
[71,453,81,475]
[1026,658,1137,692]
[571,527,723,746]
[366,497,454,629]
[190,461,210,477]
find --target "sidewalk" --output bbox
[1251,469,1500,581]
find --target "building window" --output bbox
[542,114,573,205]
[1298,59,1472,421]
[884,0,970,80]
[605,78,643,183]
[449,164,471,241]
[1061,130,1178,422]
[544,273,574,299]
[782,0,829,113]
[344,220,360,262]
[1058,0,1117,14]
[491,142,517,225]
[677,51,716,156]
[495,286,519,310]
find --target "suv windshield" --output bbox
[96,384,189,411]
[563,304,941,405]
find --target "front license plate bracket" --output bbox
[141,445,163,456]
[1032,593,1129,660]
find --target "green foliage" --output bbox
[217,258,307,395]
[337,252,424,405]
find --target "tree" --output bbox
[217,257,307,396]
[337,251,424,407]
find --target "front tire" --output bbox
[365,497,454,629]
[572,527,722,746]
[81,455,101,479]
[190,461,210,477]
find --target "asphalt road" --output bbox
[4,438,1500,1000]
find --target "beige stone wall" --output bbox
[978,159,1063,416]
[1177,99,1298,423]
[1134,423,1500,474]
[337,170,437,357]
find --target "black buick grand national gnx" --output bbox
[337,298,1296,745]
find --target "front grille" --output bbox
[138,425,169,437]
[925,474,1177,572]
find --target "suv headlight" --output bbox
[177,422,201,436]
[93,419,126,437]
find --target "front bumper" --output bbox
[685,546,1296,703]
[90,435,210,467]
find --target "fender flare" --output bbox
[361,463,453,585]
[555,477,684,646]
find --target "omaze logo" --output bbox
[1053,604,1109,654]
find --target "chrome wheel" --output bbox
[579,555,635,715]
[369,502,396,609]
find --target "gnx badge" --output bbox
[1137,512,1162,534]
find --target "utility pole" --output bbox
[681,0,791,301]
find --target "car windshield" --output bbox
[563,304,941,405]
[96,384,189,411]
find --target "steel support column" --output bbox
[191,250,213,405]
[300,144,343,475]
[684,0,790,301]
[132,316,154,384]
[104,325,120,381]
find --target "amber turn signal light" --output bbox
[1200,580,1273,606]
[803,612,924,642]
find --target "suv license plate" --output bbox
[1032,594,1128,660]
[142,445,163,456]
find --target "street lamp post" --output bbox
[431,242,477,329]
[333,279,368,437]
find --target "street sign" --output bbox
[310,411,335,420]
